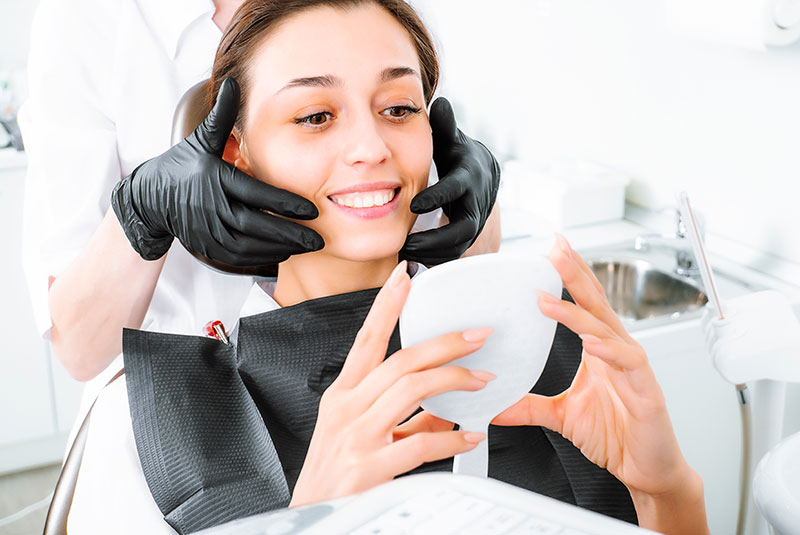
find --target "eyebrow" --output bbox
[275,66,421,95]
[380,66,420,83]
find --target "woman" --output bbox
[92,1,708,533]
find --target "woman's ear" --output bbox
[221,132,254,175]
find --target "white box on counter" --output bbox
[502,158,630,230]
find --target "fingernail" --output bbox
[388,260,408,288]
[470,369,497,382]
[463,432,486,444]
[555,233,572,257]
[462,326,493,342]
[538,291,561,305]
[579,333,603,346]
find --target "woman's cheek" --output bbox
[253,135,329,198]
[401,126,433,194]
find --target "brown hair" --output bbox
[207,0,439,129]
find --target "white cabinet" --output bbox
[635,321,741,535]
[0,154,82,474]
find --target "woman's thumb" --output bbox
[491,393,563,434]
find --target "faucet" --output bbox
[633,208,704,278]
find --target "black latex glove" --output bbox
[111,78,323,266]
[400,97,501,265]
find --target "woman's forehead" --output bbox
[246,4,423,96]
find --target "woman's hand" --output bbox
[492,235,708,535]
[291,261,494,507]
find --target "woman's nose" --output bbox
[342,113,391,169]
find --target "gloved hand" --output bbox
[400,97,500,265]
[111,78,324,266]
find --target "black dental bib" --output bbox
[124,288,636,534]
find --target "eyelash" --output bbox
[293,105,422,130]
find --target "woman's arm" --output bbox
[48,209,164,380]
[629,467,708,534]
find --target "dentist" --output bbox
[20,0,500,433]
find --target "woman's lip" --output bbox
[327,181,402,196]
[328,188,402,219]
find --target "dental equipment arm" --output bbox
[701,291,800,535]
[702,292,800,385]
[401,97,501,265]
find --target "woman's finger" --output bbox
[550,235,630,340]
[361,366,492,433]
[556,233,605,296]
[578,334,649,372]
[376,430,484,477]
[336,261,410,389]
[537,291,619,342]
[354,327,493,409]
[491,392,564,433]
[393,411,455,440]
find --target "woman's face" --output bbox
[231,3,433,263]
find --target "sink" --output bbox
[500,236,763,331]
[583,255,708,330]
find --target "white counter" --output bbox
[0,147,26,171]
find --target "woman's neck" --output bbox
[272,252,399,307]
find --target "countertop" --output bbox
[499,204,800,308]
[0,147,26,171]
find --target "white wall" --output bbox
[0,0,38,70]
[0,0,39,115]
[414,0,800,283]
[4,1,799,280]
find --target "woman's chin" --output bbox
[324,235,407,264]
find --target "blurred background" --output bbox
[1,1,799,534]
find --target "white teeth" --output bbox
[332,188,397,208]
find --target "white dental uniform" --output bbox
[19,1,266,533]
[20,0,253,403]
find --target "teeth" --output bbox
[332,188,396,208]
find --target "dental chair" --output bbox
[43,370,124,534]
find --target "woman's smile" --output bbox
[327,182,402,219]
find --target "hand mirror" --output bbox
[400,253,561,477]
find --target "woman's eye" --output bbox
[381,105,422,121]
[294,111,334,129]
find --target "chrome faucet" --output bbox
[633,208,704,278]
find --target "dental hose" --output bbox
[735,383,752,535]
